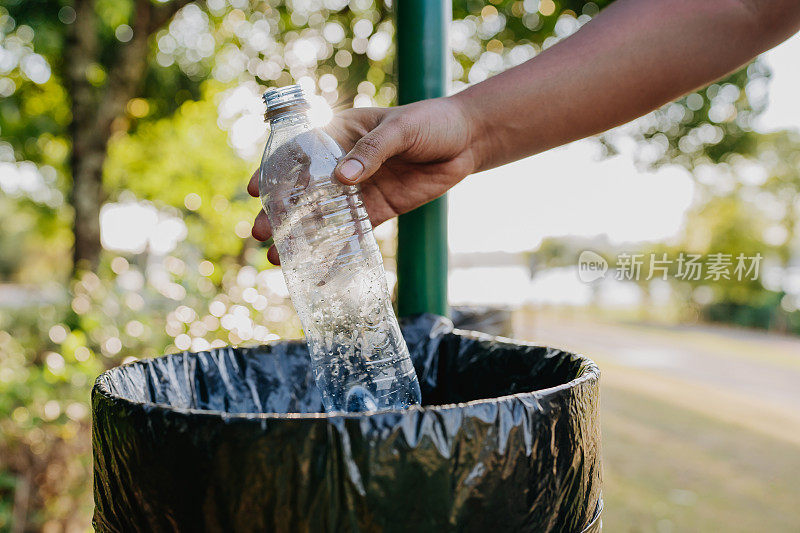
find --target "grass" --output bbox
[601,385,800,532]
[513,308,800,531]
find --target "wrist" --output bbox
[447,90,493,174]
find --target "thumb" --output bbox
[334,120,409,184]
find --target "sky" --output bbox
[755,32,800,133]
[447,32,800,255]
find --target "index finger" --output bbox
[247,169,259,197]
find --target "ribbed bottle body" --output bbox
[259,114,421,412]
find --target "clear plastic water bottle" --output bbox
[258,85,422,413]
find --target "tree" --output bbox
[2,0,193,272]
[67,0,191,270]
[647,130,800,332]
[2,0,398,275]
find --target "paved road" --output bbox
[514,310,800,444]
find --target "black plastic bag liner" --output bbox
[92,314,602,532]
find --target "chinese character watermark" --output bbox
[648,253,671,281]
[676,253,702,281]
[577,251,763,283]
[615,253,644,281]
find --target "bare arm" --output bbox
[250,0,800,262]
[457,0,800,171]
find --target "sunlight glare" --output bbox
[307,94,333,128]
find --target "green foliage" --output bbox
[664,129,800,330]
[105,82,255,260]
[0,6,69,161]
[0,193,71,283]
[601,61,771,170]
[0,251,303,529]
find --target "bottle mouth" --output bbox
[263,84,310,120]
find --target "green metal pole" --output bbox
[396,0,450,317]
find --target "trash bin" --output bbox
[92,314,602,532]
[451,305,514,337]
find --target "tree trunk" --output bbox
[71,145,106,271]
[65,0,189,275]
[66,0,103,272]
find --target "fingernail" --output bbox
[267,246,280,265]
[338,159,364,183]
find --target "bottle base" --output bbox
[344,386,379,412]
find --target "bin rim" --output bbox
[93,330,600,422]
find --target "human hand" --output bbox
[247,97,478,264]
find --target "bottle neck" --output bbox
[263,84,311,127]
[267,109,311,128]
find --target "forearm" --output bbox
[453,0,800,172]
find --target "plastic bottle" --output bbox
[258,85,422,413]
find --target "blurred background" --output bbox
[1,0,799,531]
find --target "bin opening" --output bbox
[97,315,590,415]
